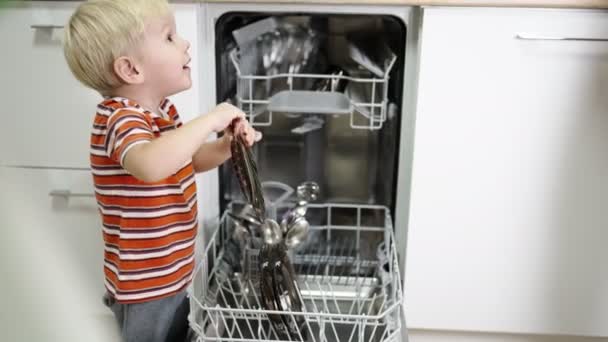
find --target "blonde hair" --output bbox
[63,0,170,95]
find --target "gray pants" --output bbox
[104,290,191,342]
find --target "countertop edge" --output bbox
[197,0,608,10]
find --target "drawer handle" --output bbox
[515,33,608,42]
[49,190,95,198]
[30,25,64,30]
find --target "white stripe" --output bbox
[104,239,194,260]
[179,173,195,190]
[91,168,130,176]
[97,107,113,116]
[91,127,105,135]
[90,148,107,157]
[104,278,117,293]
[95,186,186,197]
[98,196,196,218]
[111,275,192,302]
[103,227,119,236]
[102,220,196,239]
[105,255,194,281]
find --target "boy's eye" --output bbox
[167,34,173,42]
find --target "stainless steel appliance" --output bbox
[189,4,421,342]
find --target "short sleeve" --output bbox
[105,109,154,166]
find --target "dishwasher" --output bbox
[188,3,421,342]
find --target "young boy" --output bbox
[63,1,260,341]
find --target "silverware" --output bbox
[296,181,320,202]
[232,220,251,245]
[262,218,283,245]
[284,216,309,250]
[259,244,290,338]
[230,119,266,221]
[227,207,262,231]
[272,243,306,339]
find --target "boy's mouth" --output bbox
[183,58,191,70]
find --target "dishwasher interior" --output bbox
[189,12,407,342]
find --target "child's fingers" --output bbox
[233,120,246,136]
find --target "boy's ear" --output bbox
[113,56,144,85]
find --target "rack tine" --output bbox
[226,279,256,338]
[295,282,318,342]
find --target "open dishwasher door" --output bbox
[189,3,422,342]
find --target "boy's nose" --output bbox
[184,39,191,51]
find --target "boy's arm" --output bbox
[191,120,261,173]
[191,135,232,173]
[122,104,243,182]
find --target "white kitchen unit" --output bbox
[0,2,201,341]
[405,7,608,337]
[0,1,200,169]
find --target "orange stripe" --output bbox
[104,263,193,291]
[103,229,196,249]
[102,210,197,230]
[105,246,195,271]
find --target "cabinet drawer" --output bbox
[0,2,98,168]
[0,3,201,168]
[0,166,119,341]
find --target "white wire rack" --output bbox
[230,50,397,130]
[188,203,403,342]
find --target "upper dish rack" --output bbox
[230,49,397,130]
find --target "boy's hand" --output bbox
[207,102,246,132]
[231,118,262,146]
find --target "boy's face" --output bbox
[137,12,192,98]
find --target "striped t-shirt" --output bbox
[90,97,198,303]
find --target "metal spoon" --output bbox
[296,181,320,202]
[232,221,250,244]
[262,219,283,245]
[284,216,309,249]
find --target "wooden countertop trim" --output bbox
[201,0,608,10]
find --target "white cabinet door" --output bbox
[0,2,99,168]
[405,8,608,336]
[0,166,118,341]
[0,3,200,169]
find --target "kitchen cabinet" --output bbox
[0,2,96,168]
[0,166,119,341]
[0,3,203,338]
[405,7,608,336]
[0,2,200,169]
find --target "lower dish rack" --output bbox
[188,203,403,342]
